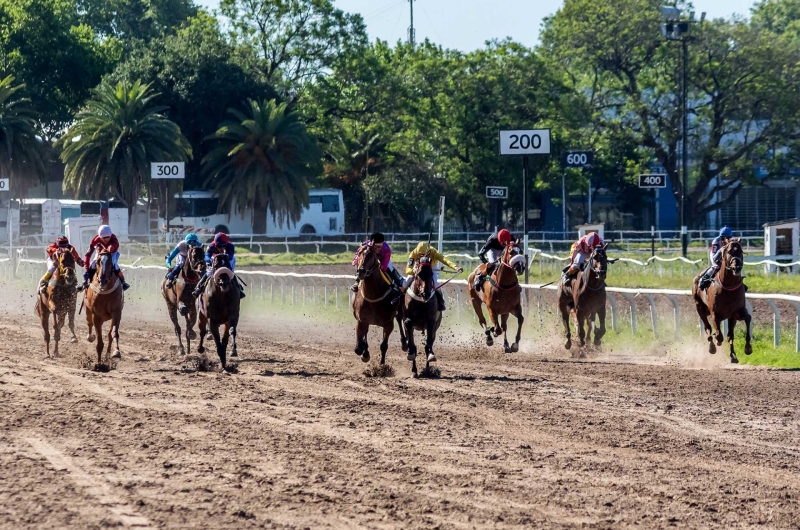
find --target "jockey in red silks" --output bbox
[562,232,605,282]
[192,232,245,299]
[350,232,405,303]
[79,225,129,291]
[39,236,84,293]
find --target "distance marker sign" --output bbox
[0,178,8,191]
[151,162,185,180]
[486,186,508,199]
[638,174,667,188]
[499,130,551,155]
[561,151,594,168]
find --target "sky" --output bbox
[196,0,759,51]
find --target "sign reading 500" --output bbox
[151,162,185,180]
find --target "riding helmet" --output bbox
[215,232,229,245]
[185,233,201,246]
[370,232,385,244]
[719,226,733,238]
[498,229,512,245]
[98,225,113,238]
[56,236,69,246]
[585,232,602,247]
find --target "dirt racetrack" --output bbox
[2,286,800,529]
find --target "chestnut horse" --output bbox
[403,257,441,375]
[467,242,525,352]
[162,245,206,356]
[352,243,407,364]
[692,238,752,363]
[557,245,609,350]
[35,250,79,356]
[197,253,240,372]
[84,248,124,368]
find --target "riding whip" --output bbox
[538,278,560,289]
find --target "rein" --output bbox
[356,247,393,303]
[582,255,606,292]
[715,250,744,291]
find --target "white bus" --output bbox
[161,189,345,236]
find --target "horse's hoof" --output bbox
[111,350,121,360]
[494,329,503,337]
[197,345,205,354]
[730,355,739,364]
[708,343,716,354]
[510,342,519,353]
[187,330,197,340]
[401,342,409,352]
[231,351,238,358]
[578,340,586,348]
[70,337,78,344]
[407,352,417,361]
[361,352,370,363]
[564,339,572,350]
[745,344,753,356]
[87,335,95,343]
[178,305,189,317]
[504,345,512,354]
[427,353,436,363]
[178,347,185,356]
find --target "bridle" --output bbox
[409,257,435,302]
[583,247,608,291]
[356,244,393,303]
[717,241,744,290]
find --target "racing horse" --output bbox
[467,241,525,352]
[35,250,79,357]
[557,244,610,350]
[403,256,442,375]
[197,253,240,372]
[692,238,752,363]
[84,248,124,368]
[161,245,206,356]
[352,242,407,364]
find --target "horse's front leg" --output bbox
[93,317,105,367]
[53,310,65,357]
[727,317,739,364]
[197,307,207,354]
[40,305,51,358]
[85,304,96,343]
[379,320,393,365]
[354,320,370,363]
[425,318,437,363]
[68,298,78,343]
[167,302,185,356]
[739,308,753,356]
[559,298,572,350]
[501,313,512,353]
[229,317,238,358]
[185,298,198,341]
[469,291,492,346]
[594,305,607,347]
[713,315,724,346]
[696,304,716,354]
[111,311,121,359]
[511,304,524,353]
[576,310,587,347]
[209,321,227,371]
[487,306,502,338]
[404,317,417,368]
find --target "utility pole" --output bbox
[408,0,415,46]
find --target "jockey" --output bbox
[699,226,733,290]
[165,233,203,288]
[350,232,405,304]
[79,225,129,292]
[473,228,515,291]
[192,232,245,299]
[39,236,84,293]
[563,232,605,281]
[402,242,463,311]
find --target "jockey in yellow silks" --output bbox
[402,242,462,311]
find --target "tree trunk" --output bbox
[252,203,267,234]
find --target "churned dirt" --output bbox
[2,285,800,529]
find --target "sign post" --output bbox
[1,179,11,277]
[437,196,445,259]
[486,187,508,230]
[500,129,551,286]
[638,174,667,257]
[561,151,594,233]
[151,162,185,237]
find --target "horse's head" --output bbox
[502,240,526,275]
[723,239,744,277]
[95,248,115,288]
[356,243,380,280]
[589,245,609,281]
[56,250,76,284]
[414,256,435,300]
[212,253,231,271]
[187,245,206,277]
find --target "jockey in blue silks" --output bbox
[699,226,733,290]
[165,233,203,287]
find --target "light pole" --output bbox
[661,7,703,257]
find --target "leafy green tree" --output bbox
[58,80,192,218]
[0,0,122,136]
[77,0,198,41]
[0,76,48,195]
[202,99,321,233]
[108,13,276,188]
[219,0,367,90]
[541,0,800,227]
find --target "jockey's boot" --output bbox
[435,290,446,311]
[116,269,130,291]
[165,268,176,288]
[473,264,486,291]
[238,282,246,299]
[192,277,208,298]
[699,268,715,290]
[77,270,92,292]
[38,271,52,294]
[390,269,404,305]
[350,280,360,292]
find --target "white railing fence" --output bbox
[11,259,800,353]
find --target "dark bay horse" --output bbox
[692,239,752,363]
[352,243,407,364]
[197,254,240,372]
[84,248,124,368]
[162,246,206,356]
[403,257,442,375]
[467,241,525,352]
[557,245,609,350]
[35,250,79,356]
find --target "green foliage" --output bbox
[202,99,321,232]
[77,0,197,40]
[58,80,191,213]
[0,75,48,194]
[108,13,276,188]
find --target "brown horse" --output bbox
[467,242,525,352]
[692,239,752,363]
[557,245,609,350]
[161,245,206,356]
[403,257,441,375]
[35,250,79,356]
[352,243,407,364]
[83,248,124,368]
[197,253,240,372]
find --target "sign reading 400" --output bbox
[499,130,551,155]
[151,162,185,180]
[638,173,667,188]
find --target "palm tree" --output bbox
[202,99,320,233]
[0,75,48,196]
[58,80,191,217]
